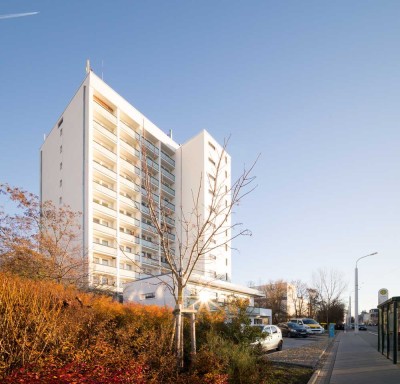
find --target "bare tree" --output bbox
[290,280,309,318]
[312,268,347,324]
[131,139,257,367]
[255,280,289,323]
[0,184,87,285]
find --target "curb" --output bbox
[307,332,341,384]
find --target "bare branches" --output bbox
[0,184,87,286]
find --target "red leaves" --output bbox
[4,360,147,384]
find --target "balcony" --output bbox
[142,256,160,267]
[141,187,159,202]
[120,158,140,177]
[93,202,117,218]
[161,183,175,197]
[93,222,116,237]
[93,141,117,162]
[141,221,157,234]
[162,199,175,212]
[162,216,175,226]
[93,181,117,199]
[120,138,140,159]
[93,160,116,180]
[141,239,159,251]
[150,175,159,187]
[92,262,116,275]
[120,174,140,192]
[145,157,159,171]
[143,138,159,155]
[93,242,117,257]
[94,100,117,125]
[93,120,116,142]
[161,167,175,182]
[120,120,140,141]
[119,193,140,209]
[119,213,140,228]
[161,151,175,167]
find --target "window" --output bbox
[208,141,216,150]
[225,156,228,164]
[59,179,62,187]
[60,162,62,170]
[94,257,100,264]
[60,145,62,153]
[101,276,109,285]
[208,157,216,166]
[60,128,63,136]
[59,197,62,205]
[101,239,109,246]
[225,171,228,179]
[93,218,100,224]
[58,117,63,128]
[225,244,228,252]
[101,259,109,266]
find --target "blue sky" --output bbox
[1,1,399,313]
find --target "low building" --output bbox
[123,274,272,325]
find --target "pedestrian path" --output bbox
[313,330,400,383]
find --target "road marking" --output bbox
[368,331,378,336]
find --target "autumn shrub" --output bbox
[193,331,269,384]
[0,272,177,382]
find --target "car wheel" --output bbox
[276,341,283,351]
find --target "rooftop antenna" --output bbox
[85,59,91,74]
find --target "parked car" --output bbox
[278,322,308,338]
[335,323,345,330]
[358,324,367,331]
[251,325,283,351]
[289,318,325,334]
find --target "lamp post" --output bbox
[355,252,377,333]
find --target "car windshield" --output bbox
[288,322,302,329]
[303,319,318,325]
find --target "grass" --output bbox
[266,364,313,384]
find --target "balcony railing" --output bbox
[145,157,159,171]
[162,200,175,212]
[141,187,159,202]
[162,216,175,226]
[141,239,159,251]
[120,138,140,158]
[143,138,159,155]
[161,183,175,197]
[142,256,160,267]
[161,167,175,182]
[141,221,157,233]
[161,151,175,167]
[93,100,117,125]
[147,175,159,187]
[120,120,140,141]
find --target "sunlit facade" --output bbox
[40,69,232,293]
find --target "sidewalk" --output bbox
[312,331,400,384]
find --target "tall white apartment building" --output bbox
[40,69,232,293]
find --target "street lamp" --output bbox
[355,252,378,333]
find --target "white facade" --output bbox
[123,274,271,325]
[40,70,232,293]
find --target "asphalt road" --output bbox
[282,333,326,350]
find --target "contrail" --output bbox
[0,12,39,20]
